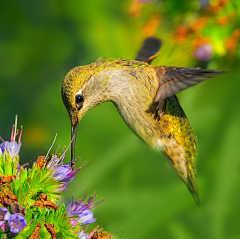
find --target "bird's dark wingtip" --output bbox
[192,189,201,206]
[186,175,201,206]
[194,68,230,75]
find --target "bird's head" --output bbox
[61,58,150,162]
[61,62,110,162]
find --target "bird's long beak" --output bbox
[71,121,79,166]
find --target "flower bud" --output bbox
[51,164,76,184]
[78,209,97,225]
[0,122,22,159]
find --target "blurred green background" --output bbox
[1,0,240,238]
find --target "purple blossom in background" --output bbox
[198,0,209,8]
[8,213,27,234]
[78,209,97,225]
[194,43,213,61]
[78,230,89,239]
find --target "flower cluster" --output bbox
[0,207,27,234]
[0,118,114,239]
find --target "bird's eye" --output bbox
[75,94,84,104]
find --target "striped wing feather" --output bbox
[154,67,226,102]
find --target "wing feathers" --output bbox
[154,67,226,102]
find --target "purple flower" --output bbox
[8,213,27,234]
[0,141,22,159]
[78,209,97,225]
[67,193,104,228]
[67,193,104,218]
[67,200,87,217]
[0,207,11,222]
[0,207,11,232]
[51,164,77,184]
[46,138,85,185]
[194,43,213,61]
[78,230,89,239]
[0,118,23,159]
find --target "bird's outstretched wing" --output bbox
[135,37,162,64]
[154,67,226,102]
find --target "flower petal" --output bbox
[78,209,97,225]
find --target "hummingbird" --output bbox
[61,37,224,205]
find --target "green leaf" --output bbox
[0,152,19,175]
[11,165,62,208]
